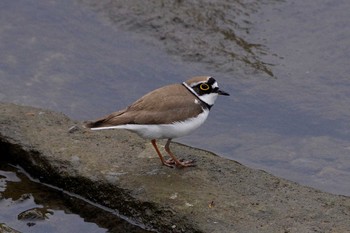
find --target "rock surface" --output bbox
[0,223,21,233]
[0,102,350,233]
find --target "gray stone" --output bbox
[17,208,50,221]
[1,102,350,233]
[0,223,21,233]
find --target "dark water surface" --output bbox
[0,163,151,233]
[0,0,349,217]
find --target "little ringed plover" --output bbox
[86,76,229,168]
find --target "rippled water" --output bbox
[0,0,349,201]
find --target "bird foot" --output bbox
[164,158,196,168]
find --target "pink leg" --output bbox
[151,139,174,168]
[164,139,196,168]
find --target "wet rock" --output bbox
[0,223,21,233]
[17,208,51,221]
[1,102,350,233]
[17,193,31,202]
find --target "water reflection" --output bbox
[0,163,151,233]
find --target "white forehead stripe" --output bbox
[182,81,219,108]
[185,76,211,87]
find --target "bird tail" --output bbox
[85,108,128,129]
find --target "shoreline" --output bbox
[1,102,349,233]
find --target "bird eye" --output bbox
[199,83,210,91]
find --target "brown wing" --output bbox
[86,84,204,128]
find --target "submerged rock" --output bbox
[0,102,350,233]
[17,208,52,221]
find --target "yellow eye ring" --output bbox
[200,83,210,91]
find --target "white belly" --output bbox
[91,110,209,139]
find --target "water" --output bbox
[0,163,151,233]
[0,0,349,213]
[230,0,350,194]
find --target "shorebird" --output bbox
[86,76,229,168]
